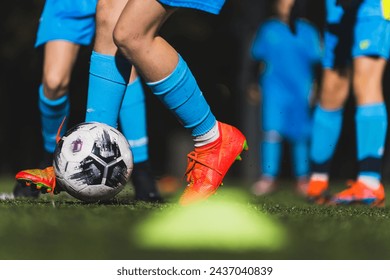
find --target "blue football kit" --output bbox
[251,18,322,178]
[311,0,389,181]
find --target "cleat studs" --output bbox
[243,140,249,151]
[236,154,242,161]
[26,182,31,186]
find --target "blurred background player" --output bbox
[11,0,162,202]
[250,0,322,196]
[305,0,389,207]
[16,0,248,206]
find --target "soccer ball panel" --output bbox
[54,122,133,202]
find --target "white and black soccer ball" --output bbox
[53,122,133,202]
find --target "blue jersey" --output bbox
[157,0,225,14]
[35,0,97,47]
[251,18,322,100]
[251,18,322,140]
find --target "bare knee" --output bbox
[96,0,119,38]
[319,69,350,109]
[42,73,69,100]
[353,57,386,104]
[113,19,151,63]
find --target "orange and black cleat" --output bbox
[305,179,330,205]
[15,166,59,194]
[179,122,248,206]
[329,180,385,208]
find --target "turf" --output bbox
[1,175,390,260]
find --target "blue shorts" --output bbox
[323,14,390,69]
[353,16,390,59]
[157,0,225,14]
[35,0,97,48]
[261,81,311,141]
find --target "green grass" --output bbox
[1,175,390,260]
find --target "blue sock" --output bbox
[119,77,148,164]
[260,132,282,177]
[310,105,343,173]
[85,51,131,127]
[291,139,310,178]
[146,54,216,136]
[356,103,387,179]
[39,84,70,153]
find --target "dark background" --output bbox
[1,0,389,183]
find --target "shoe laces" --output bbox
[185,151,222,183]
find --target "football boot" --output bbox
[15,166,59,194]
[329,180,385,207]
[179,122,248,206]
[305,179,330,204]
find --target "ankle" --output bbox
[310,173,329,182]
[193,121,220,148]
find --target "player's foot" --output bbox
[15,166,59,194]
[179,122,248,206]
[12,152,54,199]
[251,176,276,196]
[13,180,40,198]
[296,176,309,196]
[305,179,329,204]
[131,161,163,203]
[329,180,385,207]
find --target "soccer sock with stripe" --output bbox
[85,51,131,127]
[146,54,217,147]
[39,84,70,154]
[356,103,387,189]
[310,105,343,180]
[119,76,149,164]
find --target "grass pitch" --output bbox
[1,175,390,260]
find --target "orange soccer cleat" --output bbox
[305,179,329,204]
[15,166,58,194]
[179,122,248,206]
[329,180,385,207]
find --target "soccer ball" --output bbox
[53,122,133,202]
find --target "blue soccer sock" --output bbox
[260,131,282,178]
[146,54,216,141]
[119,77,148,164]
[39,84,70,154]
[85,51,131,128]
[310,105,343,175]
[356,103,387,182]
[291,139,310,178]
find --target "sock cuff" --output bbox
[356,102,387,116]
[146,54,187,95]
[39,84,69,107]
[316,104,343,115]
[90,51,131,85]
